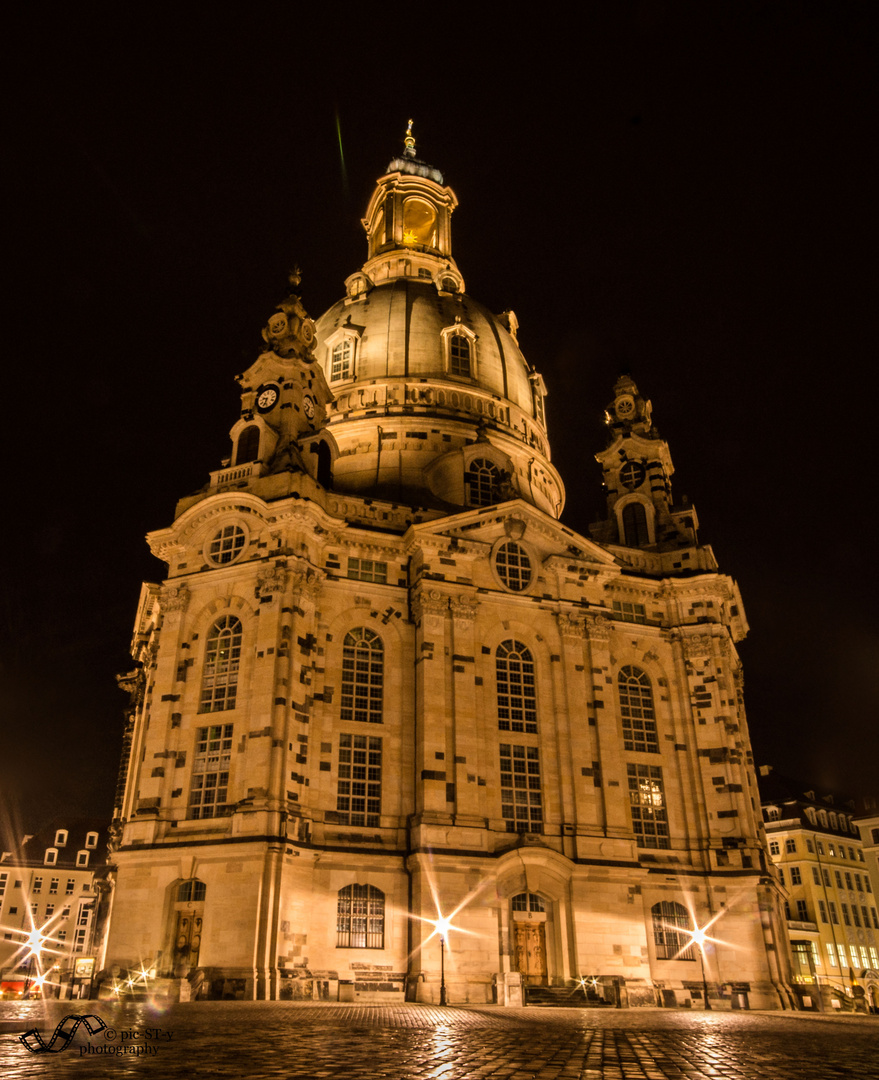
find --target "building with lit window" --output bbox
[102,128,792,1008]
[0,824,107,999]
[759,768,879,1012]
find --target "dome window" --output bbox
[331,340,353,382]
[450,334,471,377]
[467,458,499,507]
[402,198,437,248]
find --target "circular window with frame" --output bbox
[206,524,247,566]
[495,540,533,592]
[620,461,646,490]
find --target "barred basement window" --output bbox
[199,616,242,712]
[652,902,695,960]
[336,884,384,948]
[450,334,471,377]
[495,541,532,592]
[496,640,537,733]
[348,558,387,584]
[207,524,246,565]
[341,628,383,724]
[627,763,670,849]
[188,724,233,819]
[618,666,658,753]
[337,734,382,827]
[331,339,352,381]
[500,744,543,833]
[467,459,499,507]
[612,600,648,624]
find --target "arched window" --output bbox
[236,425,260,465]
[336,884,385,948]
[652,902,695,960]
[497,640,537,733]
[450,334,471,377]
[331,339,353,381]
[200,616,242,712]
[618,666,658,753]
[178,880,206,903]
[341,628,384,724]
[511,892,545,913]
[466,458,498,507]
[315,441,332,489]
[622,502,650,547]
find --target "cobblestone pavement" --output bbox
[1,1001,878,1079]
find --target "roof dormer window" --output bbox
[45,848,58,866]
[55,829,68,847]
[85,832,99,850]
[76,851,89,868]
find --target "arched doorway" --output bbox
[172,879,205,977]
[511,893,548,986]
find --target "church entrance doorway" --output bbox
[511,892,549,986]
[171,879,206,977]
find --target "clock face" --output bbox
[255,384,280,413]
[615,396,635,418]
[303,395,315,420]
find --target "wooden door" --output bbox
[173,912,203,974]
[514,922,547,985]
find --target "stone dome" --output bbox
[310,147,564,518]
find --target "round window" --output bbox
[207,524,246,566]
[620,461,646,490]
[495,541,532,592]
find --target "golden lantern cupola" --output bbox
[358,121,463,292]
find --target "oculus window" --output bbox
[495,541,532,592]
[207,524,246,566]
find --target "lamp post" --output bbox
[435,916,451,1006]
[690,927,711,1011]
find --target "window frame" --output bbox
[652,901,696,961]
[340,628,384,725]
[199,616,243,713]
[336,884,385,949]
[188,724,233,820]
[618,666,659,753]
[496,640,538,735]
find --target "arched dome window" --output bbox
[236,425,260,465]
[622,502,650,547]
[466,458,498,507]
[402,198,437,247]
[450,334,471,377]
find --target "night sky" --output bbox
[3,3,876,835]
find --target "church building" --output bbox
[103,128,792,1008]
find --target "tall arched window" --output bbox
[450,334,471,377]
[622,502,650,547]
[341,628,384,724]
[199,616,242,712]
[618,666,658,752]
[236,425,260,465]
[466,459,499,506]
[652,902,695,960]
[336,884,385,948]
[497,640,537,733]
[331,339,352,381]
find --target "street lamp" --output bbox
[689,927,711,1011]
[435,916,451,1006]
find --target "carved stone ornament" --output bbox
[411,588,449,622]
[257,565,288,598]
[676,631,714,659]
[291,566,325,600]
[450,596,479,622]
[557,612,586,642]
[584,613,611,642]
[159,584,190,614]
[260,266,317,362]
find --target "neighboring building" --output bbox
[103,128,792,1008]
[0,823,108,999]
[759,768,879,1012]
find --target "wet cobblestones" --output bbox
[1,1001,877,1079]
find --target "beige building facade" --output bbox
[103,131,792,1008]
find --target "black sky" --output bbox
[3,2,877,833]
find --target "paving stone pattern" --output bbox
[1,1002,877,1079]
